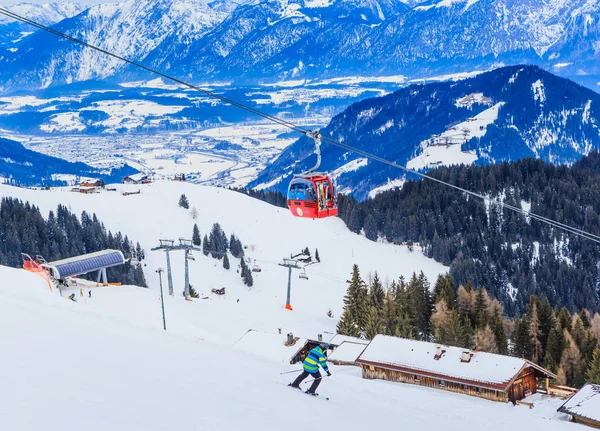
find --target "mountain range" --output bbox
[250,65,600,199]
[1,0,600,91]
[0,137,137,186]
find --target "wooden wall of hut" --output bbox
[361,366,508,403]
[507,367,538,403]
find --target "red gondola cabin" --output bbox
[287,175,338,218]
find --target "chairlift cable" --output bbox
[2,8,600,244]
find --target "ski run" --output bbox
[0,181,583,430]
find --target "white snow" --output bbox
[0,181,447,329]
[408,70,486,84]
[407,103,504,170]
[328,341,367,364]
[558,384,600,422]
[232,329,307,364]
[0,185,580,431]
[119,78,183,90]
[532,80,546,104]
[368,179,406,199]
[583,100,592,124]
[329,158,368,181]
[328,334,368,346]
[40,112,86,133]
[358,335,539,386]
[455,93,493,109]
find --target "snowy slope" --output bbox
[0,181,446,344]
[0,259,578,430]
[252,65,600,199]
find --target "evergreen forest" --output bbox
[0,197,146,286]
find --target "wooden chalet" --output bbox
[356,335,556,403]
[558,384,600,428]
[123,173,150,184]
[80,179,104,188]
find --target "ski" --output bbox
[286,384,329,400]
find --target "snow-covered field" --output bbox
[0,181,446,342]
[0,242,578,431]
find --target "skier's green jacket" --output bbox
[303,346,329,373]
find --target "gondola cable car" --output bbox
[287,131,338,219]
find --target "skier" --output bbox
[88,290,92,298]
[289,343,331,395]
[79,288,83,297]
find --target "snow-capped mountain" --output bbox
[0,0,230,90]
[4,0,600,90]
[0,1,85,47]
[250,65,600,199]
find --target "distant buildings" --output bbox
[123,173,150,184]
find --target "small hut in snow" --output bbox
[558,384,600,428]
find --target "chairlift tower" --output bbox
[278,257,301,311]
[151,238,200,299]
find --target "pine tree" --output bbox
[188,284,200,299]
[192,224,201,246]
[178,194,189,209]
[529,302,543,364]
[202,234,209,256]
[444,309,466,347]
[369,272,385,311]
[558,307,572,331]
[337,306,361,337]
[581,309,591,329]
[473,288,489,329]
[545,326,565,367]
[382,290,398,336]
[223,253,230,270]
[491,307,508,355]
[365,306,383,340]
[315,248,320,262]
[571,315,587,349]
[586,347,600,384]
[344,265,370,331]
[433,274,456,309]
[513,317,533,359]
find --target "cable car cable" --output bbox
[2,7,600,244]
[0,7,310,135]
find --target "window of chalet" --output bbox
[413,375,420,382]
[439,380,445,386]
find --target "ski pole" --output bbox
[280,369,303,375]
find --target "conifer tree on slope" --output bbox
[192,224,201,246]
[365,306,383,340]
[370,272,385,311]
[491,307,508,355]
[337,305,361,338]
[344,264,369,331]
[202,234,210,256]
[178,194,189,209]
[586,347,600,384]
[223,253,230,270]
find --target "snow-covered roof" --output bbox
[558,384,600,423]
[328,334,368,347]
[232,330,307,364]
[125,173,147,182]
[356,335,554,390]
[328,341,367,364]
